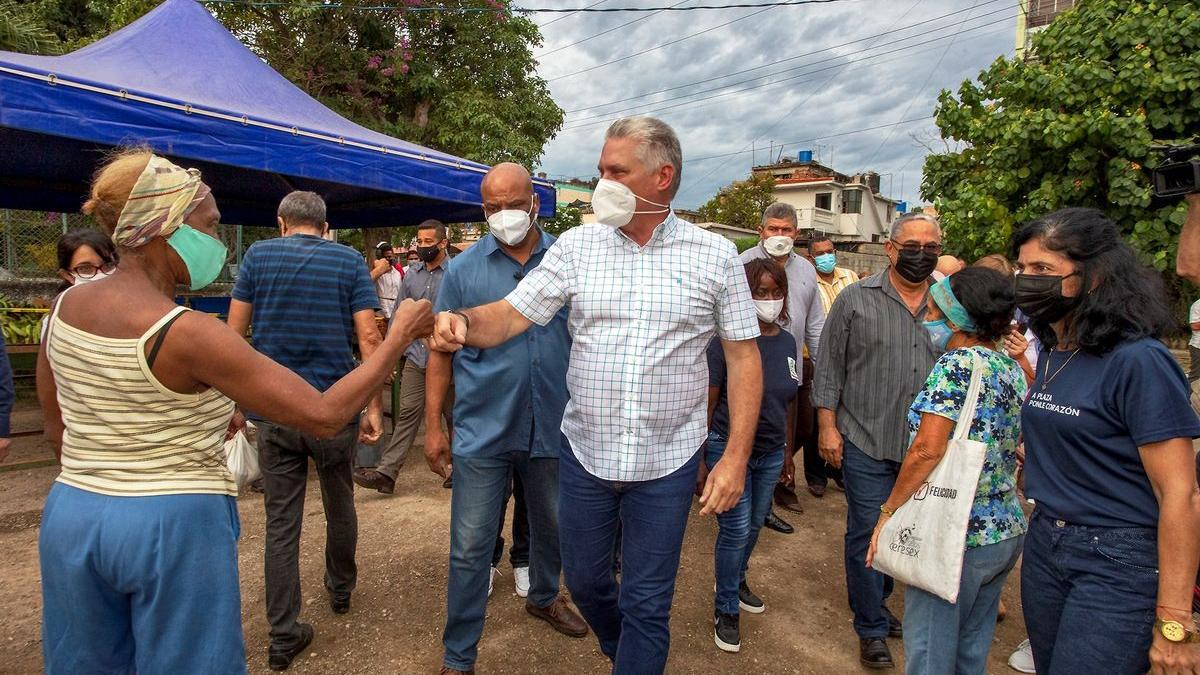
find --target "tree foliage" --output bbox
[0,0,60,53]
[698,173,776,230]
[542,205,581,236]
[921,0,1200,271]
[29,0,563,168]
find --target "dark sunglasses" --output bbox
[890,239,943,256]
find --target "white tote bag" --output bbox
[872,350,988,604]
[223,425,261,491]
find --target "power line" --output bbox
[537,0,609,27]
[535,0,692,59]
[545,3,781,82]
[686,117,934,163]
[557,16,1014,131]
[559,0,1012,115]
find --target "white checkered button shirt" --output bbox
[506,213,760,482]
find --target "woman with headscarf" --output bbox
[35,150,432,674]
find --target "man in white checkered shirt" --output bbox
[430,117,763,674]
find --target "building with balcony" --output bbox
[752,154,902,243]
[1016,0,1075,58]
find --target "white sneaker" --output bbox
[1008,639,1036,673]
[487,566,499,598]
[513,566,530,598]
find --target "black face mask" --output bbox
[893,249,938,283]
[1014,273,1081,323]
[416,245,441,263]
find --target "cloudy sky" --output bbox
[530,0,1020,210]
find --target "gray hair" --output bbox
[417,219,448,242]
[890,212,941,240]
[278,191,326,228]
[605,116,683,198]
[760,202,798,229]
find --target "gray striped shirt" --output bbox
[811,270,939,462]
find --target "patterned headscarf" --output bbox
[929,276,978,332]
[112,155,211,248]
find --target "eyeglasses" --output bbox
[69,261,117,278]
[889,239,943,256]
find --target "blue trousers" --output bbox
[443,452,561,671]
[558,438,700,675]
[903,534,1024,675]
[39,482,246,675]
[1021,510,1158,675]
[705,434,784,615]
[841,438,901,638]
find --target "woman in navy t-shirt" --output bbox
[1013,208,1200,675]
[701,257,800,654]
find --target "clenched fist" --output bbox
[389,299,434,345]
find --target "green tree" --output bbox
[921,0,1200,271]
[53,0,563,167]
[0,0,60,53]
[698,173,776,230]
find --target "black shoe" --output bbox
[806,481,826,498]
[859,637,894,669]
[738,581,764,614]
[268,623,314,671]
[763,510,794,534]
[714,611,740,653]
[330,591,351,614]
[882,605,903,638]
[442,474,453,489]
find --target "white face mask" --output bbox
[753,298,784,323]
[72,269,114,286]
[486,204,534,247]
[763,235,795,258]
[591,178,670,228]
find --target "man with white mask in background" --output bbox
[427,163,586,675]
[740,203,825,531]
[429,117,763,674]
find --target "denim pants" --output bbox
[841,438,901,638]
[903,534,1024,675]
[258,422,359,649]
[1021,510,1158,675]
[558,438,700,674]
[491,468,531,569]
[39,482,247,675]
[443,452,560,671]
[705,433,784,615]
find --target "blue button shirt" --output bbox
[435,229,570,459]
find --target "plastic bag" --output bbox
[223,428,261,491]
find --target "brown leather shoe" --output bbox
[439,667,474,674]
[352,468,395,494]
[526,595,589,638]
[773,483,805,513]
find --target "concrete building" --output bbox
[752,155,902,243]
[1016,0,1075,58]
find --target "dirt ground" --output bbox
[0,400,1032,675]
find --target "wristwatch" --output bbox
[1155,618,1200,643]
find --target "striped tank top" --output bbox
[47,302,237,497]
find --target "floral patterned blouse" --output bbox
[907,346,1029,549]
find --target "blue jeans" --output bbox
[705,434,784,615]
[903,534,1024,675]
[841,438,901,638]
[443,452,561,670]
[1020,510,1158,675]
[558,438,700,674]
[39,483,247,674]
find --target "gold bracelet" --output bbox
[880,504,895,517]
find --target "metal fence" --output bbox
[0,209,274,282]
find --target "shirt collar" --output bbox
[481,227,551,260]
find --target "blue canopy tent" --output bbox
[0,0,555,227]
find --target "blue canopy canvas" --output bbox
[0,0,555,227]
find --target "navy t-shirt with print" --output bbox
[233,234,378,419]
[708,331,800,454]
[1022,338,1200,528]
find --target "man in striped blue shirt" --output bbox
[228,191,382,671]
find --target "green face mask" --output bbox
[168,224,228,290]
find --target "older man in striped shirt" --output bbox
[430,117,762,674]
[812,212,942,669]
